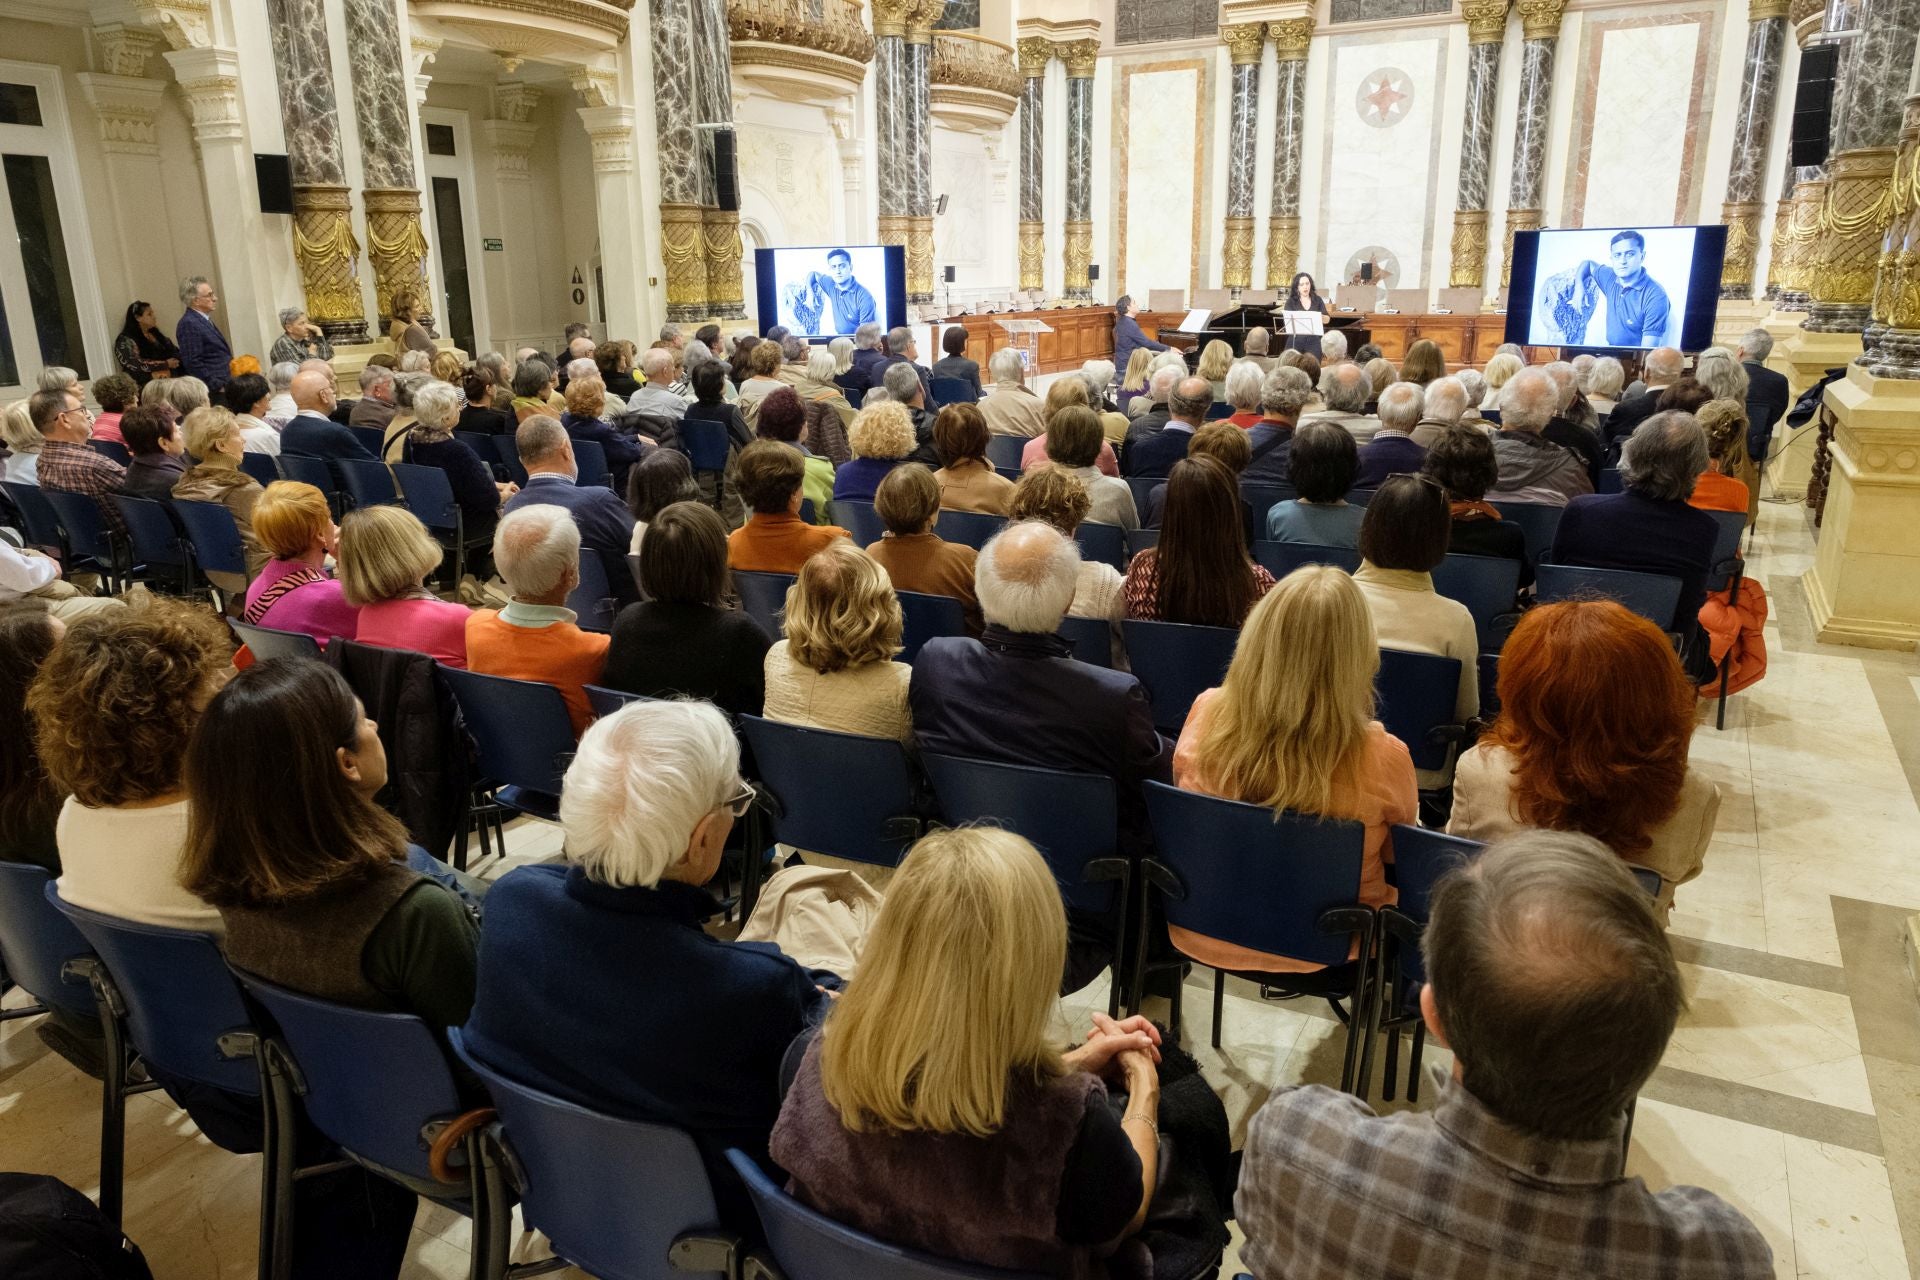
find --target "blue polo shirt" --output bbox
[1586,264,1672,348]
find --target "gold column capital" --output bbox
[1055,38,1100,79]
[1222,23,1266,66]
[1016,36,1053,77]
[1747,0,1792,18]
[871,0,915,40]
[1516,0,1566,41]
[1268,17,1314,60]
[1461,0,1510,43]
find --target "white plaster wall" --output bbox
[1576,16,1718,227]
[1089,59,1112,300]
[1296,33,1332,301]
[1119,65,1202,298]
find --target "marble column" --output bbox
[1449,2,1509,291]
[904,0,943,304]
[649,0,707,321]
[1805,0,1920,334]
[691,0,745,319]
[1059,38,1099,301]
[874,0,915,284]
[1264,18,1313,289]
[1219,24,1264,292]
[343,0,429,333]
[1501,0,1566,289]
[1016,37,1050,292]
[1720,0,1792,298]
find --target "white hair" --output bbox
[854,322,883,351]
[274,362,303,393]
[1321,362,1370,413]
[36,367,78,393]
[641,348,675,382]
[1587,357,1625,400]
[279,307,306,329]
[1319,330,1349,364]
[1455,368,1486,408]
[828,336,855,374]
[492,503,580,598]
[806,347,838,382]
[560,700,740,889]
[1499,368,1559,432]
[1423,376,1470,425]
[566,357,597,382]
[1149,350,1188,375]
[1148,365,1182,401]
[1542,361,1577,410]
[1377,381,1425,432]
[976,521,1080,634]
[178,275,209,305]
[1224,360,1266,410]
[411,379,462,430]
[988,347,1026,384]
[1080,359,1116,403]
[1644,347,1685,381]
[397,350,433,373]
[1694,347,1749,402]
[1739,327,1774,362]
[1570,353,1596,389]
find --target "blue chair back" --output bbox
[1375,648,1465,775]
[1125,526,1159,557]
[1125,476,1158,518]
[237,973,460,1187]
[229,619,322,661]
[728,1150,1042,1280]
[336,457,399,509]
[172,499,251,577]
[929,376,976,408]
[1535,563,1682,629]
[571,438,611,490]
[1241,482,1296,520]
[1381,826,1484,985]
[738,717,922,867]
[454,430,500,463]
[1490,501,1562,566]
[923,755,1121,916]
[936,509,1005,551]
[1073,521,1127,572]
[1345,488,1376,507]
[1629,866,1663,898]
[835,499,886,548]
[733,570,794,635]
[238,451,280,486]
[568,551,617,633]
[39,489,119,566]
[493,431,530,486]
[441,667,578,796]
[1252,540,1360,578]
[113,495,189,571]
[898,590,969,663]
[584,684,648,720]
[1122,619,1237,733]
[453,1030,731,1280]
[51,891,259,1095]
[983,435,1026,470]
[1705,508,1747,592]
[274,453,341,505]
[1056,614,1111,667]
[0,863,95,1017]
[348,424,387,458]
[1204,401,1234,420]
[679,417,731,474]
[1143,782,1365,970]
[1430,554,1522,653]
[1598,467,1623,494]
[90,439,132,466]
[389,462,460,534]
[2,481,69,553]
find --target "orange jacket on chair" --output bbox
[1697,575,1768,697]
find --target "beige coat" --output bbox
[979,383,1049,437]
[763,641,912,743]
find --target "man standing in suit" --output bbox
[175,276,234,393]
[1738,328,1790,473]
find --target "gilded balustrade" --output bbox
[728,0,875,100]
[929,30,1017,131]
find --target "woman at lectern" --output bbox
[1282,272,1330,360]
[1112,294,1169,374]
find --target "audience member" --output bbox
[1124,376,1209,478]
[465,504,609,734]
[1422,425,1532,589]
[881,359,938,464]
[681,360,754,518]
[0,611,68,872]
[1478,351,1522,411]
[1400,339,1446,387]
[172,406,268,598]
[403,380,512,540]
[1654,377,1714,417]
[1243,366,1313,486]
[1267,421,1364,547]
[387,289,436,356]
[561,373,644,491]
[174,276,233,391]
[1127,360,1182,434]
[1411,375,1470,448]
[841,323,886,400]
[1363,357,1399,410]
[338,505,470,667]
[833,400,917,503]
[1217,360,1265,430]
[737,339,792,428]
[1021,377,1119,475]
[114,299,181,386]
[1144,423,1255,543]
[626,347,691,421]
[1126,456,1274,625]
[730,440,851,573]
[222,372,282,455]
[1487,368,1590,506]
[1303,361,1378,443]
[242,481,357,638]
[269,307,333,367]
[865,463,981,632]
[502,415,640,608]
[791,348,856,463]
[1454,368,1488,421]
[1007,467,1125,631]
[755,386,833,519]
[1738,327,1789,469]
[764,541,911,742]
[0,539,122,622]
[1243,325,1275,373]
[2,398,43,483]
[1605,345,1685,447]
[605,501,772,716]
[1040,404,1138,529]
[1354,382,1427,489]
[1236,829,1771,1280]
[1321,330,1351,365]
[510,359,559,428]
[118,401,190,500]
[1174,565,1414,965]
[625,447,699,554]
[979,347,1049,437]
[1691,400,1752,515]
[1196,339,1234,401]
[931,326,983,399]
[1541,362,1604,484]
[350,364,398,431]
[592,341,641,400]
[1587,355,1626,416]
[87,373,137,446]
[931,402,1014,515]
[283,369,375,462]
[32,387,128,538]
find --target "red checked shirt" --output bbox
[36,439,129,538]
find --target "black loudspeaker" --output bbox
[936,193,949,215]
[254,153,295,215]
[1089,264,1100,281]
[1791,43,1840,168]
[712,127,739,212]
[1360,261,1374,282]
[944,265,956,282]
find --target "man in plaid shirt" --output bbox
[32,387,129,540]
[1236,832,1772,1280]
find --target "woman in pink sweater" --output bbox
[243,481,361,644]
[337,505,471,667]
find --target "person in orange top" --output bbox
[727,440,850,574]
[1172,564,1416,974]
[464,503,610,735]
[1688,400,1751,517]
[863,462,981,634]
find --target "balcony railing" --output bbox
[930,31,1019,99]
[727,0,876,65]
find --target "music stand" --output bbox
[1282,311,1325,339]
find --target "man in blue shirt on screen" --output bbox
[788,247,877,335]
[1578,230,1671,348]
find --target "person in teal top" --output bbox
[1266,421,1367,547]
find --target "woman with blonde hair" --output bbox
[242,481,360,641]
[429,348,465,385]
[770,826,1231,1277]
[832,400,918,502]
[172,406,269,599]
[1195,339,1234,400]
[1116,346,1154,414]
[1363,356,1398,407]
[1690,400,1753,517]
[1174,565,1416,971]
[2,399,43,483]
[764,540,911,742]
[388,288,435,355]
[1021,377,1120,475]
[1479,351,1522,409]
[337,504,471,666]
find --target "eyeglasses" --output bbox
[720,780,755,818]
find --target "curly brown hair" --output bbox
[1007,464,1092,535]
[28,601,232,808]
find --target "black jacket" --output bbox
[1742,361,1790,462]
[326,639,472,863]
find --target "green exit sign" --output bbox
[482,238,503,252]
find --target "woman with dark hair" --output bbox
[0,609,65,873]
[595,340,642,400]
[1123,455,1275,626]
[1112,293,1169,374]
[930,326,983,400]
[931,403,1014,515]
[457,369,513,435]
[387,288,436,355]
[626,447,700,553]
[1281,272,1329,358]
[89,373,140,446]
[755,386,834,520]
[1653,377,1714,416]
[1265,421,1364,547]
[1399,339,1446,387]
[119,403,191,500]
[1449,600,1720,918]
[222,371,282,454]
[603,501,773,715]
[684,359,755,522]
[114,300,181,385]
[1422,424,1532,588]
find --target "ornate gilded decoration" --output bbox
[1784,178,1827,294]
[904,0,945,44]
[1515,0,1565,41]
[1221,216,1255,289]
[1461,0,1509,44]
[1063,219,1093,298]
[661,203,708,320]
[1016,36,1052,78]
[1746,0,1792,18]
[363,188,431,328]
[1018,220,1045,291]
[1268,17,1313,61]
[1766,196,1794,297]
[931,32,1020,97]
[1787,0,1824,22]
[1720,200,1763,295]
[1501,207,1542,288]
[1811,148,1899,308]
[1221,24,1265,66]
[1449,209,1488,288]
[703,207,747,319]
[1056,38,1100,79]
[1264,216,1301,290]
[727,0,875,59]
[291,184,366,337]
[907,214,935,301]
[871,0,915,39]
[878,213,912,249]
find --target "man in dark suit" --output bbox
[842,322,888,401]
[1123,376,1209,478]
[1738,328,1790,471]
[1121,365,1181,462]
[280,369,377,463]
[174,275,234,392]
[1602,346,1685,460]
[502,414,641,607]
[874,325,934,407]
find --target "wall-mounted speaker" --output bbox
[254,153,294,215]
[712,127,739,212]
[1790,43,1840,169]
[1089,264,1100,282]
[943,265,956,282]
[936,193,949,215]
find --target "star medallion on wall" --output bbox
[1355,68,1415,128]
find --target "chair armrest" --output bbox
[668,1233,744,1275]
[1084,856,1129,885]
[1316,905,1375,937]
[1139,857,1186,901]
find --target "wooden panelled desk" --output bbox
[937,306,1119,374]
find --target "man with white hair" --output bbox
[1412,376,1471,448]
[627,347,690,420]
[978,346,1048,437]
[1605,345,1684,450]
[843,321,888,399]
[1486,368,1591,506]
[503,415,640,607]
[464,696,824,1228]
[1355,382,1428,488]
[557,336,595,391]
[875,324,934,406]
[1737,327,1789,467]
[1243,327,1276,373]
[266,361,303,428]
[1302,360,1381,443]
[465,502,611,733]
[174,275,233,390]
[1319,329,1350,366]
[1124,364,1185,458]
[1454,368,1488,421]
[1541,361,1604,485]
[656,323,685,351]
[910,521,1170,861]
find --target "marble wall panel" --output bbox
[1315,33,1447,290]
[651,0,701,206]
[1506,38,1556,211]
[1330,0,1451,18]
[1563,9,1718,229]
[265,0,344,186]
[935,141,989,265]
[908,41,932,218]
[1114,0,1215,46]
[1726,16,1787,204]
[1116,62,1207,295]
[342,0,414,189]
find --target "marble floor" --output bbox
[3,498,1919,1279]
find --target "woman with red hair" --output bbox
[1447,600,1719,918]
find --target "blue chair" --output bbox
[1241,482,1296,520]
[1141,783,1379,1091]
[923,755,1130,1012]
[336,456,400,510]
[929,376,976,408]
[39,489,131,593]
[1430,553,1523,653]
[835,499,885,547]
[1704,508,1749,730]
[239,451,281,486]
[1598,467,1623,494]
[1252,540,1360,578]
[679,418,731,509]
[1375,648,1467,777]
[1374,827,1485,1103]
[274,453,345,516]
[1535,563,1683,630]
[1480,408,1502,425]
[1125,526,1159,557]
[1121,619,1238,733]
[738,717,925,868]
[728,1149,1043,1280]
[935,509,1005,551]
[1056,614,1112,667]
[492,431,530,487]
[454,430,501,464]
[585,684,649,720]
[453,1030,746,1280]
[568,551,617,633]
[1490,500,1562,567]
[90,439,131,466]
[984,435,1026,470]
[898,590,969,663]
[0,861,97,1025]
[1072,521,1127,572]
[347,424,387,458]
[571,438,612,491]
[1124,475,1159,518]
[172,499,252,609]
[113,495,194,594]
[798,497,816,525]
[1,481,80,570]
[391,462,485,586]
[229,619,323,662]
[733,570,795,636]
[1345,488,1377,507]
[441,667,578,828]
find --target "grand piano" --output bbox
[1157,302,1372,365]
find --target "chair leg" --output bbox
[96,1026,127,1227]
[1715,655,1731,732]
[1406,1020,1427,1104]
[264,1049,299,1280]
[1353,962,1384,1103]
[1382,1018,1401,1103]
[1167,967,1184,1040]
[1210,969,1225,1051]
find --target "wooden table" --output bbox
[1139,308,1556,371]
